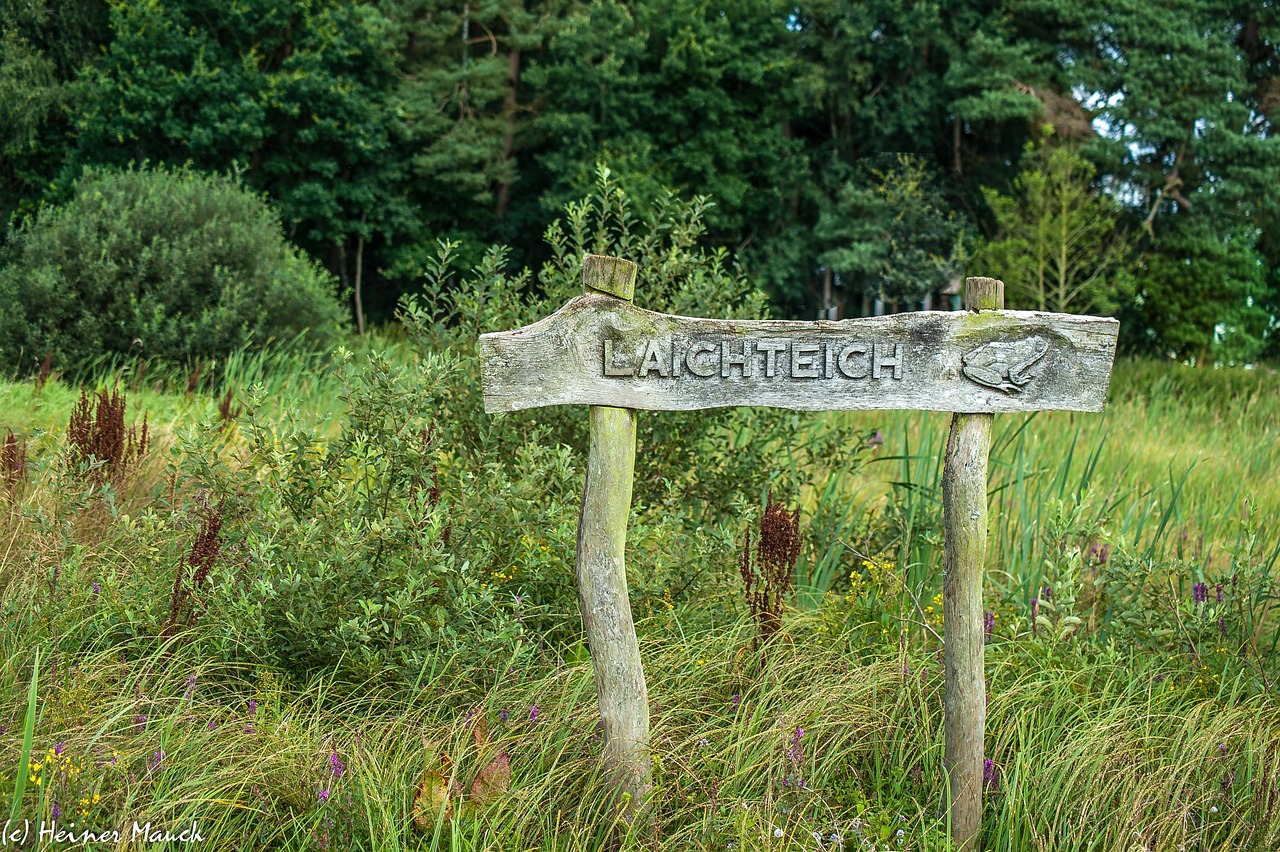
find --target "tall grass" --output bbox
[0,354,1277,849]
[2,623,1277,850]
[795,359,1280,606]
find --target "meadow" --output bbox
[0,314,1277,852]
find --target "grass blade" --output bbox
[8,647,39,823]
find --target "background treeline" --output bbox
[2,0,1278,367]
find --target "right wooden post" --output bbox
[943,276,1003,852]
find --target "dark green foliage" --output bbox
[0,0,1277,359]
[0,165,347,374]
[527,0,806,262]
[0,30,72,226]
[69,0,415,312]
[816,155,969,310]
[1127,217,1270,364]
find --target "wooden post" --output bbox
[575,254,651,822]
[942,276,1003,852]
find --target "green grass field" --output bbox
[0,344,1277,851]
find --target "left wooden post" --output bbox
[575,254,651,822]
[942,276,1003,852]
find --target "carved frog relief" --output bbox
[961,336,1049,394]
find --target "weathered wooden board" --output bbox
[479,294,1119,414]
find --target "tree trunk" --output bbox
[354,232,366,338]
[953,114,963,176]
[336,241,350,313]
[495,48,522,219]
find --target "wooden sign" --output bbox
[479,294,1118,414]
[478,257,1118,852]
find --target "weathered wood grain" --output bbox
[478,295,1118,414]
[574,255,652,825]
[942,277,1001,852]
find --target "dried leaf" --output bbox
[411,770,454,828]
[472,712,490,751]
[469,751,511,804]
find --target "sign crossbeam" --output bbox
[479,293,1118,414]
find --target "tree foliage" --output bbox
[817,155,967,310]
[0,0,1277,360]
[0,165,347,374]
[975,144,1135,314]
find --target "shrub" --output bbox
[398,167,871,630]
[0,164,348,375]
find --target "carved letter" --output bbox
[757,340,788,377]
[639,339,670,377]
[686,341,718,377]
[603,339,634,377]
[837,344,869,378]
[872,342,904,379]
[721,340,753,377]
[792,343,821,378]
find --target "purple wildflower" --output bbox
[1042,585,1052,601]
[1155,674,1165,683]
[1219,617,1228,638]
[1218,744,1228,757]
[319,788,331,803]
[731,693,741,704]
[498,707,509,723]
[54,741,65,755]
[51,801,61,819]
[133,714,147,732]
[1193,583,1208,604]
[529,704,539,722]
[983,610,995,638]
[329,751,345,779]
[149,749,165,771]
[1215,584,1225,604]
[983,758,999,791]
[207,719,218,731]
[184,675,197,699]
[247,699,259,716]
[786,725,806,787]
[91,582,101,595]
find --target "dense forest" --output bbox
[2,0,1278,364]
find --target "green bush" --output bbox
[0,164,347,375]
